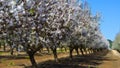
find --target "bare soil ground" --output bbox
[98,50,120,68]
[0,50,120,68]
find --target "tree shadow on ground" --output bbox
[25,50,117,68]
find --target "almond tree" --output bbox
[0,0,78,67]
[0,0,110,68]
[1,0,47,67]
[112,32,120,52]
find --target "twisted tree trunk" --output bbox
[51,48,58,62]
[27,51,37,68]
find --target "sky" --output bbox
[84,0,120,41]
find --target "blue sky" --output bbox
[84,0,120,41]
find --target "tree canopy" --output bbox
[0,0,110,67]
[112,32,120,51]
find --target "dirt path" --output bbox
[0,50,120,68]
[0,52,75,68]
[98,50,120,68]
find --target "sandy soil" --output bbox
[0,50,120,68]
[98,50,120,68]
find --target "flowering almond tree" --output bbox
[0,0,110,68]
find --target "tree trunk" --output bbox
[3,44,6,51]
[28,51,37,68]
[80,48,84,55]
[64,47,67,52]
[16,45,19,52]
[88,49,91,54]
[75,47,79,55]
[0,43,1,48]
[10,48,14,55]
[69,47,73,59]
[46,47,50,54]
[51,48,58,62]
[83,48,87,54]
[60,47,63,52]
[93,49,97,53]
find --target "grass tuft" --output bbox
[8,61,15,66]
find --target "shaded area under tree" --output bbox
[25,50,118,68]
